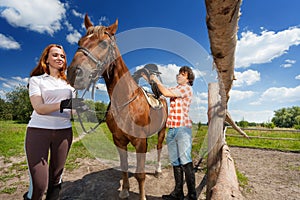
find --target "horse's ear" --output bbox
[84,14,94,29]
[107,19,118,35]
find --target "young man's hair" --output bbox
[179,66,195,86]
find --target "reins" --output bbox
[75,86,142,134]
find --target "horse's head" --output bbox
[67,14,118,89]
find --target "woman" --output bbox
[150,66,196,200]
[23,44,82,200]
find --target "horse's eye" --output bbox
[99,40,108,49]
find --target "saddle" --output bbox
[140,88,163,110]
[133,64,162,99]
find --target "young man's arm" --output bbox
[150,75,180,98]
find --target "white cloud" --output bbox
[296,75,300,80]
[2,82,11,89]
[0,90,6,99]
[99,16,110,26]
[253,85,300,105]
[0,76,28,98]
[189,105,207,123]
[0,76,28,89]
[72,9,84,19]
[192,92,207,105]
[95,83,107,92]
[0,33,21,50]
[236,27,300,68]
[190,92,208,122]
[156,64,179,86]
[230,109,274,123]
[233,69,260,87]
[66,30,82,44]
[0,0,66,35]
[229,89,255,102]
[280,59,296,68]
[64,21,74,32]
[156,64,203,87]
[12,76,28,83]
[135,63,180,86]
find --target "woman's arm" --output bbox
[30,95,60,115]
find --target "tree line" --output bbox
[0,85,108,123]
[1,85,300,129]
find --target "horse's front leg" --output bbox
[117,147,130,199]
[155,127,166,177]
[135,139,147,200]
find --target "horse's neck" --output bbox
[104,58,139,98]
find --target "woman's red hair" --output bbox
[29,44,67,81]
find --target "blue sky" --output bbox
[0,0,299,123]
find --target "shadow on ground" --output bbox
[59,167,207,200]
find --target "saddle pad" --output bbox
[140,88,163,109]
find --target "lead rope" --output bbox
[75,85,141,134]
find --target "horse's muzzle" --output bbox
[67,65,93,90]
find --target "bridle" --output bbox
[73,31,116,133]
[73,31,141,134]
[76,31,116,98]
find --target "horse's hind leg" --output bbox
[117,147,130,199]
[155,127,166,177]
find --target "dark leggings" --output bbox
[25,127,73,200]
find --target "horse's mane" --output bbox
[86,26,106,38]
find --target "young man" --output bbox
[150,66,196,200]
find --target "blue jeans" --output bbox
[166,126,192,166]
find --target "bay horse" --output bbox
[67,14,168,200]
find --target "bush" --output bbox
[265,122,275,129]
[294,125,300,130]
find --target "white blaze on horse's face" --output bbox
[67,14,118,90]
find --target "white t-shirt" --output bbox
[27,73,76,129]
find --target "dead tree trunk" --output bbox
[207,82,226,199]
[207,83,244,200]
[205,0,242,100]
[205,0,244,199]
[210,145,244,199]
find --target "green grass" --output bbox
[225,127,300,152]
[1,186,17,194]
[1,121,299,162]
[0,121,27,158]
[65,140,93,170]
[2,121,299,164]
[1,121,299,195]
[0,158,28,194]
[236,170,249,192]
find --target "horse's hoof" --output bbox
[154,170,162,178]
[119,189,130,199]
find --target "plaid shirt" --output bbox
[167,84,193,128]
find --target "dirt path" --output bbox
[230,147,300,200]
[1,147,299,199]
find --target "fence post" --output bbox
[206,82,244,199]
[206,82,226,199]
